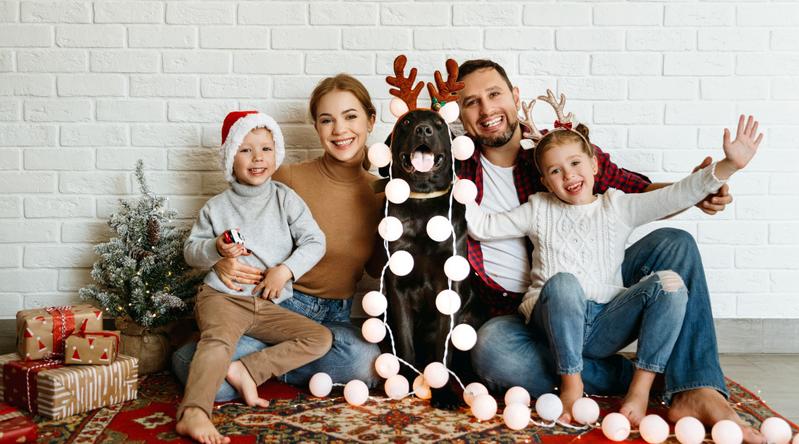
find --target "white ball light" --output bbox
[362,291,388,317]
[444,255,470,282]
[451,136,475,161]
[426,215,452,242]
[640,414,671,444]
[453,179,478,204]
[368,142,392,168]
[388,250,414,276]
[471,394,498,421]
[413,375,431,400]
[463,382,488,407]
[438,101,460,124]
[761,418,792,444]
[390,97,409,118]
[423,362,449,389]
[534,393,563,422]
[435,290,461,315]
[571,397,600,425]
[361,318,386,343]
[378,216,403,242]
[451,323,477,351]
[374,353,400,379]
[601,412,631,442]
[343,379,369,406]
[384,374,409,400]
[308,372,332,398]
[504,386,531,407]
[711,420,743,444]
[503,403,531,431]
[675,416,706,444]
[385,178,410,204]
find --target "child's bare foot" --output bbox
[176,407,230,444]
[558,374,584,424]
[668,388,765,444]
[620,388,649,426]
[226,360,270,408]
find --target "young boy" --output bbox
[176,111,331,444]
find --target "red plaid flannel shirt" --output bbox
[457,136,651,317]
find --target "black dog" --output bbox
[379,57,486,409]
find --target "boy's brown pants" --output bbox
[177,285,333,420]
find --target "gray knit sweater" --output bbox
[184,180,325,304]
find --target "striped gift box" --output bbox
[0,353,138,420]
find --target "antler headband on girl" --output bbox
[519,89,588,150]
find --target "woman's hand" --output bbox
[213,257,263,291]
[253,264,293,299]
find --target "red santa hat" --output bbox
[220,110,285,183]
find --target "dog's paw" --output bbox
[430,388,464,410]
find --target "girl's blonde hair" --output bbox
[309,74,376,122]
[533,123,595,173]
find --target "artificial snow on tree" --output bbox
[80,160,203,330]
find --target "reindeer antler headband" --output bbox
[519,89,588,150]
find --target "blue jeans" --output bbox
[532,272,687,375]
[472,228,728,403]
[172,290,381,402]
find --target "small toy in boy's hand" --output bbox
[223,228,245,245]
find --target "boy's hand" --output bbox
[253,264,293,299]
[723,114,763,170]
[215,230,250,258]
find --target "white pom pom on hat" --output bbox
[220,110,285,183]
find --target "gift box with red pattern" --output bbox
[16,305,103,361]
[0,402,36,443]
[0,353,138,420]
[64,331,120,365]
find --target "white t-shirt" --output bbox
[477,154,532,293]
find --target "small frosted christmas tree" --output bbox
[80,160,204,329]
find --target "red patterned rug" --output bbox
[32,373,797,443]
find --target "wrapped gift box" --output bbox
[0,402,36,443]
[16,305,104,361]
[65,331,120,365]
[0,353,138,420]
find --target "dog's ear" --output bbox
[377,132,393,177]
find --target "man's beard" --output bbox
[474,117,519,148]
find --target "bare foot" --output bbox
[226,360,270,408]
[620,388,649,426]
[176,407,230,444]
[668,388,765,444]
[558,376,584,424]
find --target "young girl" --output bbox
[465,100,762,425]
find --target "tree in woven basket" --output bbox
[80,160,204,330]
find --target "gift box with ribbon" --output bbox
[64,331,120,365]
[0,353,138,420]
[0,402,36,444]
[16,305,104,361]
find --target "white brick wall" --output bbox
[0,0,796,319]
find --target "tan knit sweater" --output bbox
[273,150,381,299]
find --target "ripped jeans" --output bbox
[531,271,688,375]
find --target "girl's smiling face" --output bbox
[539,141,599,205]
[314,89,375,163]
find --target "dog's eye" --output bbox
[402,119,410,126]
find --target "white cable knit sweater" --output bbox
[466,163,726,323]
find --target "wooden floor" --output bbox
[720,354,799,422]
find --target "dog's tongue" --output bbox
[411,151,434,172]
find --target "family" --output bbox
[170,58,764,444]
